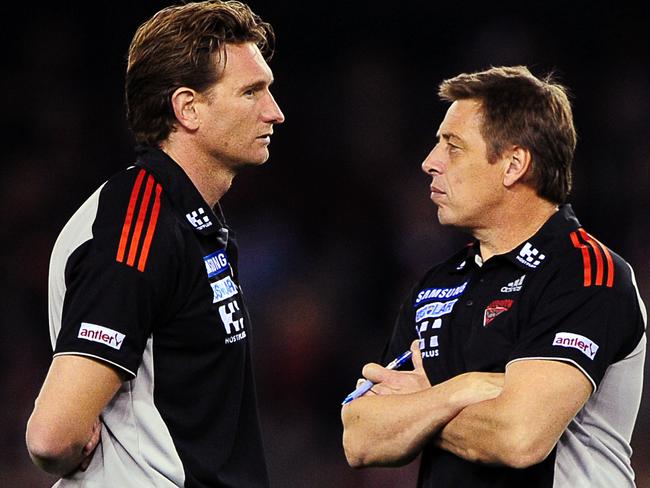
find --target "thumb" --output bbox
[410,339,424,371]
[362,363,389,383]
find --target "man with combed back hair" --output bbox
[342,66,646,487]
[26,2,284,486]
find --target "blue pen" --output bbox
[341,349,414,406]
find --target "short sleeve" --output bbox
[508,263,645,391]
[52,171,173,379]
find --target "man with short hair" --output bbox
[26,2,284,486]
[342,66,646,487]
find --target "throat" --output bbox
[475,203,558,261]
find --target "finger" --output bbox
[83,423,101,454]
[79,445,98,472]
[410,339,424,371]
[361,363,388,383]
[80,424,102,471]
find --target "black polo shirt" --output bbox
[383,205,646,487]
[49,146,268,487]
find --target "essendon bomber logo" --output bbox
[483,299,514,327]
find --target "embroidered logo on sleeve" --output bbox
[78,322,126,350]
[552,332,599,360]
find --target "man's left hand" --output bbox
[361,340,430,396]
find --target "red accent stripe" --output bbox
[570,231,591,286]
[579,229,604,286]
[589,234,615,287]
[116,169,146,263]
[126,175,155,267]
[137,183,162,272]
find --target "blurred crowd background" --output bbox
[2,1,649,487]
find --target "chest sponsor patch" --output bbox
[553,332,599,360]
[203,250,229,278]
[483,299,514,326]
[414,281,468,306]
[219,300,247,344]
[211,276,239,303]
[415,299,458,322]
[78,322,125,350]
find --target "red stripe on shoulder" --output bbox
[137,183,163,272]
[116,169,146,263]
[586,232,615,287]
[570,229,615,288]
[569,230,591,286]
[126,174,155,267]
[578,228,604,286]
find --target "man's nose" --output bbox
[421,145,443,175]
[264,92,285,124]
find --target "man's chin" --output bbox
[436,208,457,227]
[250,149,270,165]
[233,153,270,170]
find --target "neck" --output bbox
[160,139,234,208]
[474,196,558,262]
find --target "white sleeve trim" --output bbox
[506,356,597,394]
[53,351,136,378]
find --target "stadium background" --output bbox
[2,1,648,486]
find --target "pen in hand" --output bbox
[341,349,414,406]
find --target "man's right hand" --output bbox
[359,340,431,397]
[78,417,102,472]
[26,356,121,476]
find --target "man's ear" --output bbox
[503,146,532,187]
[170,87,200,131]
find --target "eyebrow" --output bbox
[241,78,274,93]
[437,131,465,145]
